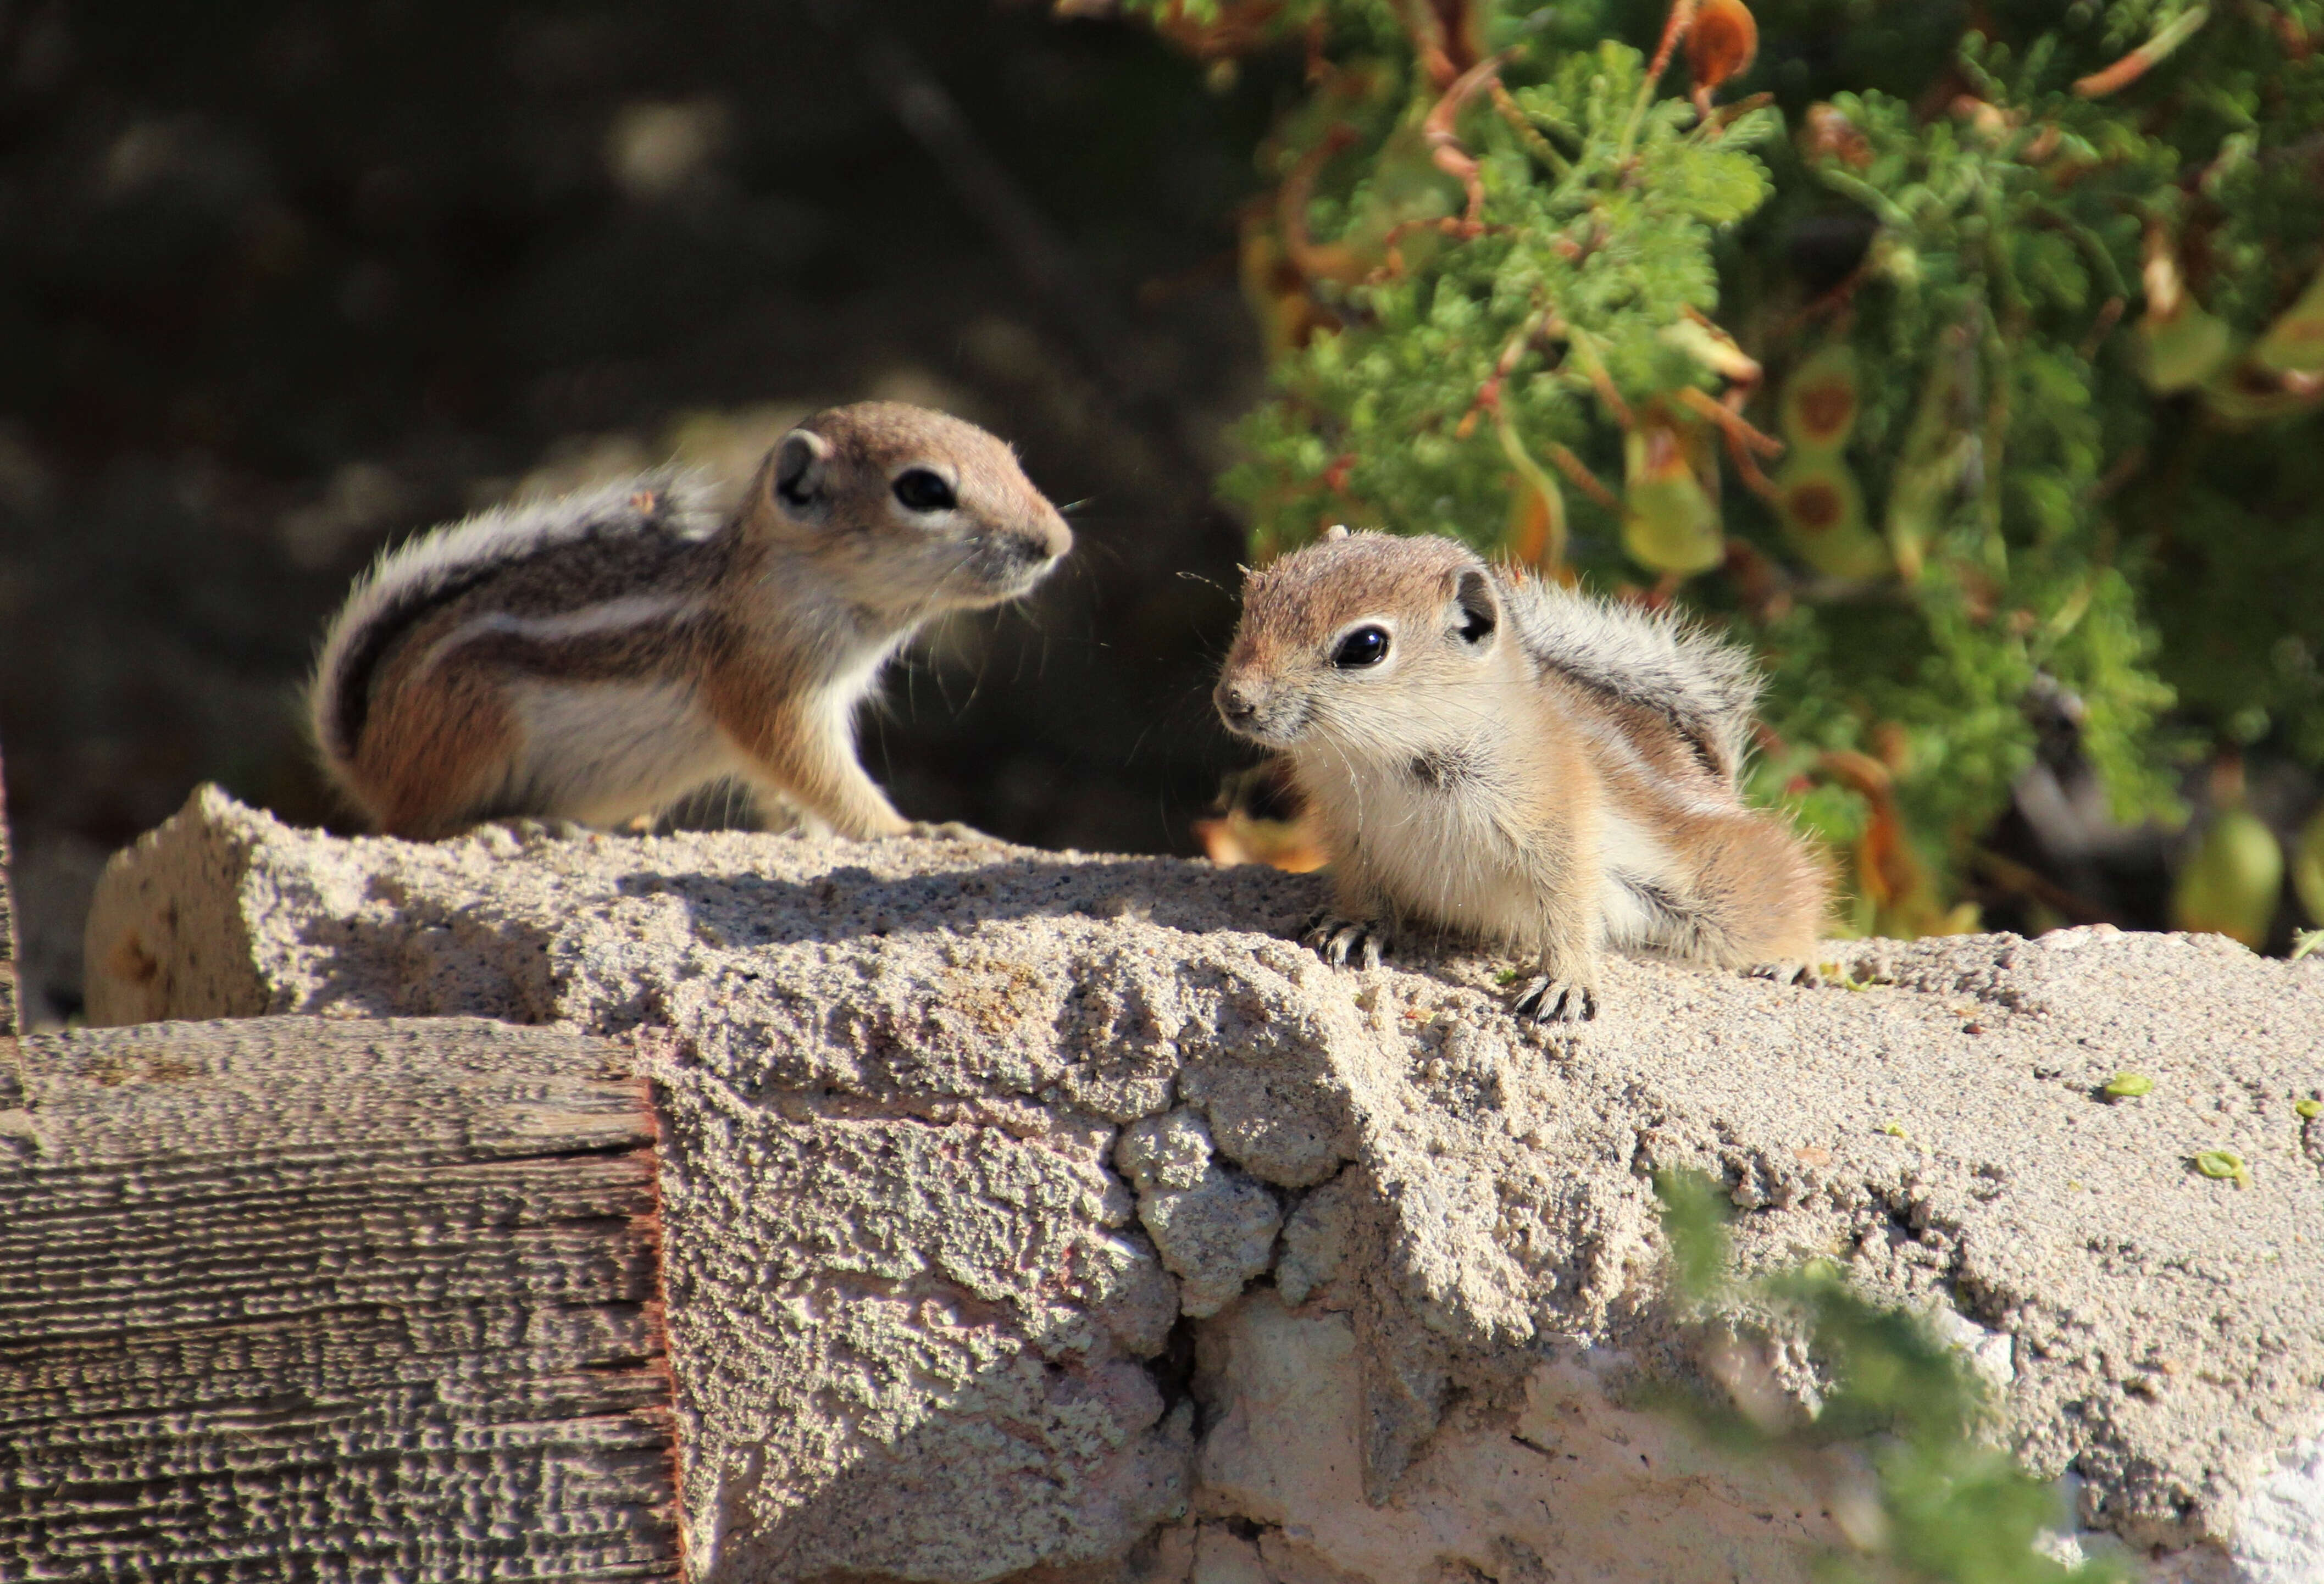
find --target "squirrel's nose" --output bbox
[1007,516,1071,566]
[1215,679,1259,724]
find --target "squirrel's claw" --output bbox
[1302,912,1389,970]
[1748,959,1826,988]
[1513,975,1597,1022]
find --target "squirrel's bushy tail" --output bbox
[1501,575,1762,782]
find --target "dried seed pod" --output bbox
[2253,264,2324,377]
[2171,807,2284,949]
[2199,365,2324,426]
[1772,454,1888,579]
[1779,343,1861,453]
[1622,416,1724,575]
[2137,304,2236,393]
[1687,0,1759,96]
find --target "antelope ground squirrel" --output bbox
[309,402,1072,839]
[1213,527,1827,1021]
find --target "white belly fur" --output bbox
[1312,758,1680,953]
[1321,768,1545,946]
[507,679,729,825]
[1597,804,1678,948]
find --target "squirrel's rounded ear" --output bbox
[1323,523,1351,541]
[1454,567,1499,646]
[772,429,833,512]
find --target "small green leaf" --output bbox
[2104,1073,2154,1099]
[1495,968,1523,986]
[2296,1099,2320,1121]
[1878,1120,1909,1138]
[2194,1150,2250,1187]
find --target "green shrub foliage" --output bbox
[1132,0,2324,933]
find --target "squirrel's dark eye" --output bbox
[893,469,957,513]
[1333,625,1390,668]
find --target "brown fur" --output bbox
[312,402,1071,839]
[1214,529,1828,1021]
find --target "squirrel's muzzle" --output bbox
[1215,678,1260,727]
[972,513,1073,598]
[1214,671,1303,745]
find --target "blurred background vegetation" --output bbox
[2,0,2321,1026]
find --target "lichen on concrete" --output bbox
[86,787,2324,1582]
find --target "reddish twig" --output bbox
[1674,384,1782,456]
[1276,124,1364,285]
[1545,442,1624,511]
[2073,4,2211,97]
[2078,294,2126,360]
[1455,310,1550,437]
[1423,49,1517,236]
[1401,0,1461,89]
[1645,0,1699,86]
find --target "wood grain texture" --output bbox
[1,745,18,1043]
[0,1016,679,1582]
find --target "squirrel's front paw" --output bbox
[1302,910,1390,970]
[1747,959,1826,989]
[1512,975,1597,1022]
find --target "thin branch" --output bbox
[1674,385,1782,456]
[1495,407,1570,574]
[2073,5,2212,98]
[1545,443,1624,512]
[1423,49,1518,235]
[1565,329,1634,429]
[1455,309,1549,437]
[1618,0,1697,165]
[1400,0,1461,90]
[1277,124,1365,285]
[1490,77,1570,178]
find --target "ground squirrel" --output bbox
[1213,527,1827,1021]
[309,401,1072,840]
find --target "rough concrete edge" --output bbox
[69,790,2324,1579]
[82,785,271,1027]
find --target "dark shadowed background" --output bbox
[0,0,1290,1024]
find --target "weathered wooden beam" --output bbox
[0,1016,679,1582]
[1,744,19,1043]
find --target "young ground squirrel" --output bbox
[1213,528,1827,1021]
[309,402,1072,840]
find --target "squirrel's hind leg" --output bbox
[1682,811,1833,985]
[357,668,523,840]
